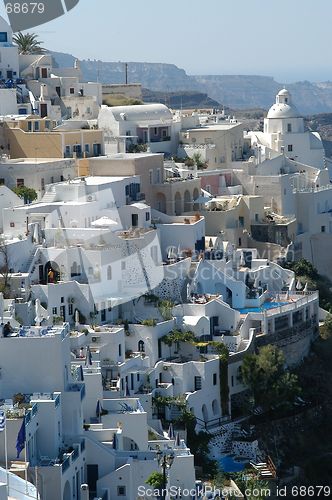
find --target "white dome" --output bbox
[267,103,300,119]
[277,88,289,96]
[267,89,300,119]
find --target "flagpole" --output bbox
[4,422,9,495]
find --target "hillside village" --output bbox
[0,14,331,500]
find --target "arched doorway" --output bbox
[63,480,71,500]
[184,190,192,212]
[45,261,61,284]
[138,340,145,352]
[193,188,200,211]
[202,403,208,422]
[155,192,166,213]
[174,192,182,216]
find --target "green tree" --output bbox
[13,186,38,204]
[320,313,332,339]
[242,345,300,410]
[13,32,45,55]
[146,471,164,490]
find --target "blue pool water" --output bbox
[236,302,288,314]
[219,455,246,472]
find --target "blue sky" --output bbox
[1,0,332,82]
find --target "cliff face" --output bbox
[51,51,332,114]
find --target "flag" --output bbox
[0,410,5,432]
[16,417,26,459]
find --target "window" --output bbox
[65,145,71,157]
[70,87,75,94]
[52,307,57,315]
[50,176,54,184]
[68,304,73,315]
[41,178,45,191]
[117,486,126,496]
[288,144,293,152]
[34,121,40,132]
[118,344,122,357]
[194,376,202,391]
[0,179,4,185]
[61,297,64,303]
[28,121,32,132]
[156,168,161,183]
[45,121,51,130]
[145,212,150,221]
[85,144,90,154]
[231,376,234,387]
[149,169,153,184]
[154,127,158,135]
[0,32,8,42]
[287,123,292,133]
[238,237,242,246]
[213,373,217,385]
[17,179,24,188]
[321,226,326,233]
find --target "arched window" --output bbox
[107,265,112,280]
[138,340,145,352]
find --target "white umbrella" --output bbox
[75,309,80,327]
[303,282,308,293]
[194,195,213,204]
[35,298,48,326]
[33,223,40,244]
[91,216,118,227]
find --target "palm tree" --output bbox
[12,32,45,55]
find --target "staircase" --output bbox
[42,189,57,203]
[23,248,39,273]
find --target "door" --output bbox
[131,214,138,227]
[60,305,66,320]
[86,465,98,496]
[39,265,44,284]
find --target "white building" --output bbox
[250,89,325,169]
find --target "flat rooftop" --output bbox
[94,152,162,160]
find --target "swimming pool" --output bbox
[236,302,288,314]
[218,455,246,472]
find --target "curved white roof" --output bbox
[106,103,173,122]
[267,103,300,119]
[267,88,301,119]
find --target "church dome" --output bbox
[267,89,300,119]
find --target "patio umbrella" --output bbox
[85,346,92,367]
[34,299,44,326]
[303,282,308,293]
[193,195,212,205]
[124,381,130,397]
[175,432,181,447]
[75,309,80,327]
[168,423,175,439]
